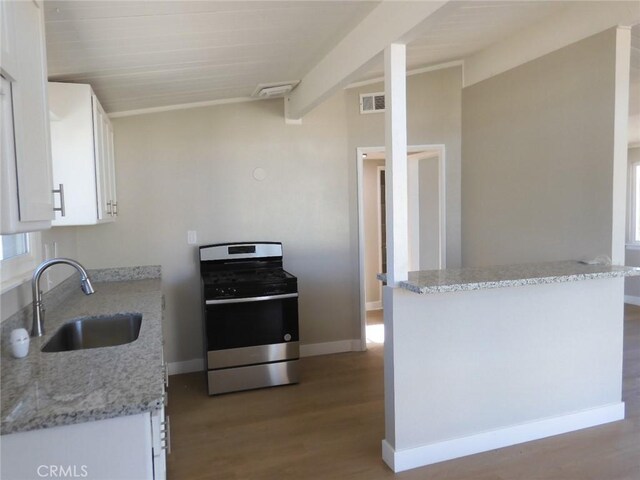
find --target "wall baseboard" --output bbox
[300,339,363,357]
[366,301,383,311]
[624,295,640,306]
[168,339,363,375]
[382,402,625,473]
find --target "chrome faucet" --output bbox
[32,258,95,337]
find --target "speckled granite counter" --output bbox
[0,266,164,435]
[378,260,640,294]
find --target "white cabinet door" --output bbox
[1,413,154,480]
[0,0,53,233]
[106,119,118,216]
[49,83,117,226]
[50,83,97,226]
[94,95,117,221]
[151,406,168,480]
[93,96,111,220]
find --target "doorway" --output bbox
[356,145,446,348]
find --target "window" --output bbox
[629,162,640,245]
[0,232,40,291]
[1,233,29,260]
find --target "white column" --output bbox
[384,43,408,285]
[611,27,631,265]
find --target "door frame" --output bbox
[356,144,446,349]
[376,165,386,306]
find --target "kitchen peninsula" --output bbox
[0,266,167,480]
[380,261,640,472]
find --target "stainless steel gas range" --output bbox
[199,242,299,395]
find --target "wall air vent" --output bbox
[360,92,385,114]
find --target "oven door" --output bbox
[205,293,299,369]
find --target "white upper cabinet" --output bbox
[49,82,118,226]
[0,0,54,234]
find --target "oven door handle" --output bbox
[206,293,298,305]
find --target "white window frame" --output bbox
[0,232,41,293]
[627,161,640,248]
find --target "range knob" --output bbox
[284,333,292,342]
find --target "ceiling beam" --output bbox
[285,0,451,121]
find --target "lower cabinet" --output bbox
[1,410,168,480]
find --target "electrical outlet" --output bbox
[187,230,197,245]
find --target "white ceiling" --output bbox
[44,0,638,123]
[360,0,567,80]
[44,1,378,113]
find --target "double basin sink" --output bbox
[42,313,142,353]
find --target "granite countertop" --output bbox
[378,260,640,294]
[0,267,164,435]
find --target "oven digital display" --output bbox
[228,245,256,255]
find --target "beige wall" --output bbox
[72,68,461,365]
[75,95,356,363]
[346,67,462,270]
[461,29,618,267]
[364,159,385,306]
[418,155,441,269]
[363,152,443,309]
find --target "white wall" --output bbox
[625,146,640,300]
[462,29,620,267]
[0,227,78,322]
[630,75,640,145]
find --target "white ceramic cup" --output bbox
[9,328,30,358]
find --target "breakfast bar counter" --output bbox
[379,260,640,294]
[380,260,640,472]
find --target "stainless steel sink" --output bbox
[41,313,142,353]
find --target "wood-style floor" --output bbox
[167,306,640,479]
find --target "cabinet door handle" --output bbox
[113,201,118,216]
[106,200,112,215]
[53,184,66,217]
